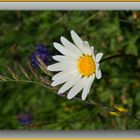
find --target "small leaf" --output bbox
[0,75,7,81]
[7,66,18,80]
[39,76,51,86]
[18,63,30,80]
[27,58,38,79]
[36,56,53,77]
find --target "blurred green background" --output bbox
[0,11,140,129]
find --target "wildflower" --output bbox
[17,113,32,126]
[110,106,128,116]
[47,30,103,100]
[30,44,52,68]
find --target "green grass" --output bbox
[0,11,140,129]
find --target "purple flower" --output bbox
[17,113,32,126]
[30,44,52,68]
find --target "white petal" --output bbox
[60,36,82,57]
[71,30,93,55]
[81,75,95,100]
[47,62,76,72]
[67,77,87,99]
[52,71,67,80]
[96,53,103,63]
[51,71,79,86]
[91,46,94,55]
[96,63,99,70]
[58,73,82,94]
[96,68,102,79]
[52,70,77,81]
[82,41,92,55]
[71,30,83,47]
[53,42,74,57]
[52,55,77,63]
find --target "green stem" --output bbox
[0,79,47,88]
[100,54,140,63]
[0,68,139,120]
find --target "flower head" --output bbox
[47,30,103,100]
[30,44,52,68]
[17,113,32,126]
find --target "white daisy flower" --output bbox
[47,30,103,100]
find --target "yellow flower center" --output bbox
[77,55,96,77]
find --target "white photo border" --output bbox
[0,2,140,138]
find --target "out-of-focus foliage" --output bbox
[0,11,140,129]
